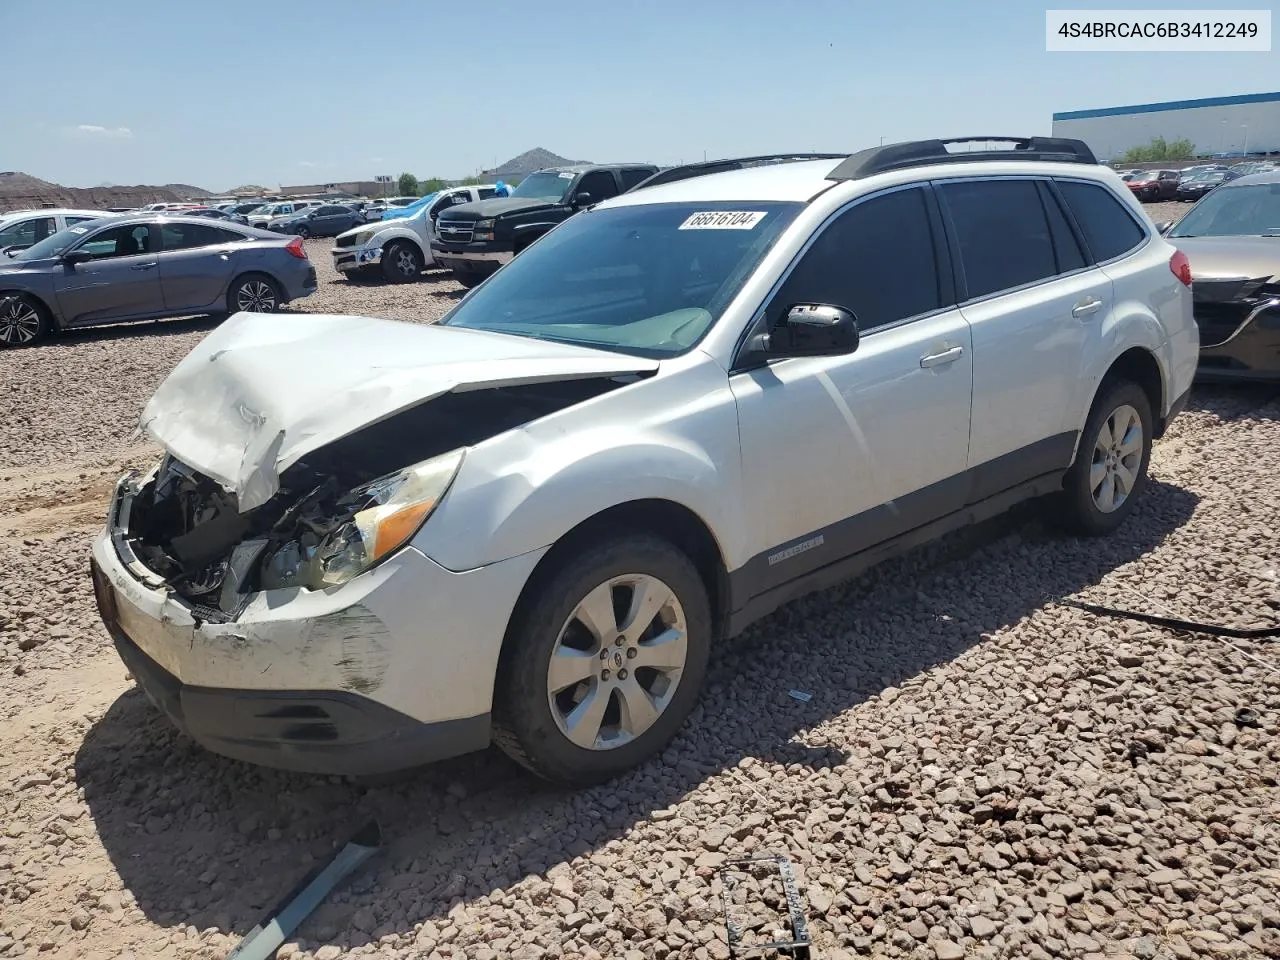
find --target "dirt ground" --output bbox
[1,219,1279,960]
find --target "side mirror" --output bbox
[761,304,860,358]
[1155,220,1173,235]
[572,191,593,208]
[62,250,94,267]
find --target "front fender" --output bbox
[413,359,746,573]
[371,225,424,248]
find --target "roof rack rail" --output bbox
[627,154,847,192]
[826,136,1098,181]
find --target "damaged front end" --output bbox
[113,378,630,621]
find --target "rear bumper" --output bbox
[280,264,317,301]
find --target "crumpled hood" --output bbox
[139,312,658,512]
[1175,236,1280,281]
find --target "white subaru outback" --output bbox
[90,137,1198,785]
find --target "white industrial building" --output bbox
[1052,92,1280,162]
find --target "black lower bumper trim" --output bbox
[110,628,490,776]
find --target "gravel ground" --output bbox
[2,226,1280,960]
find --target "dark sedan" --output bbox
[0,215,317,348]
[1175,169,1241,201]
[1159,170,1280,381]
[268,204,362,238]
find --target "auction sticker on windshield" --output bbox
[678,211,767,230]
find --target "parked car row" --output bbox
[1116,159,1277,204]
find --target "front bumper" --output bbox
[429,239,512,272]
[1195,297,1280,381]
[331,242,383,273]
[89,476,548,774]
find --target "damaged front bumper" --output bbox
[90,472,547,775]
[330,242,383,274]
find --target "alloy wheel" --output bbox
[235,280,277,312]
[0,298,42,346]
[546,573,688,751]
[394,248,418,277]
[1090,403,1143,513]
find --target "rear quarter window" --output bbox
[1055,180,1147,263]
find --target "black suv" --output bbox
[430,163,658,287]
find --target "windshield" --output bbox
[14,224,96,260]
[440,201,802,358]
[1169,183,1280,238]
[511,171,574,202]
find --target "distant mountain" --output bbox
[227,184,268,194]
[483,148,590,179]
[0,170,196,214]
[162,183,213,198]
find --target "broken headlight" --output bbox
[260,448,465,591]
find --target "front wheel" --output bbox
[453,270,485,289]
[0,294,50,348]
[1052,380,1153,536]
[491,535,712,785]
[381,241,423,283]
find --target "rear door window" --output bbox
[575,171,620,203]
[620,167,655,190]
[938,179,1058,299]
[1054,180,1147,263]
[161,223,230,250]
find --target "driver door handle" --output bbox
[130,262,157,271]
[920,345,964,368]
[1072,296,1103,318]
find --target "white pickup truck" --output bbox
[330,184,498,282]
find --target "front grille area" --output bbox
[1192,301,1253,348]
[437,223,474,244]
[335,234,359,248]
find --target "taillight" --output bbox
[1169,249,1192,288]
[285,236,308,260]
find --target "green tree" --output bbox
[1121,136,1195,163]
[397,172,419,196]
[420,178,449,194]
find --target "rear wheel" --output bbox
[1052,380,1153,536]
[0,294,49,348]
[227,274,283,313]
[295,225,311,239]
[491,535,712,785]
[381,241,423,283]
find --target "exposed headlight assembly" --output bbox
[353,230,374,245]
[474,219,495,230]
[260,448,464,591]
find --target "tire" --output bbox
[295,225,310,239]
[381,241,423,283]
[1052,379,1153,537]
[227,274,283,314]
[491,534,712,785]
[453,270,484,289]
[0,293,50,348]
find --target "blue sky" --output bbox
[4,0,1276,190]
